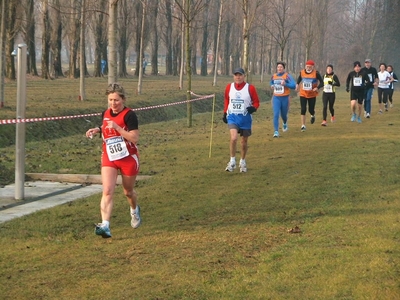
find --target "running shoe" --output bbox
[301,125,306,132]
[331,116,336,122]
[239,161,247,173]
[273,131,279,138]
[131,205,142,229]
[366,113,370,118]
[378,110,383,114]
[310,115,315,124]
[385,103,388,111]
[95,223,112,238]
[283,123,288,132]
[321,120,327,126]
[390,103,393,108]
[357,116,362,123]
[351,114,356,122]
[225,162,236,172]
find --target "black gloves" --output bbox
[222,112,227,124]
[246,106,257,114]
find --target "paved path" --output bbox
[0,181,103,223]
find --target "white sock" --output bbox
[131,206,138,214]
[102,220,110,228]
[240,159,245,165]
[230,157,236,164]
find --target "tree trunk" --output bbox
[212,0,223,86]
[165,0,173,75]
[222,21,231,75]
[51,0,63,78]
[179,1,184,88]
[242,0,249,72]
[150,0,159,76]
[108,0,118,84]
[55,21,63,77]
[200,1,209,76]
[185,0,192,127]
[137,0,146,95]
[79,0,86,100]
[41,0,51,79]
[134,1,141,77]
[5,0,16,80]
[68,0,80,79]
[93,0,107,77]
[25,0,38,76]
[173,33,180,76]
[0,0,5,107]
[118,0,131,78]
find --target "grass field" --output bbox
[0,75,399,299]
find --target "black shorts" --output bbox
[228,124,252,137]
[350,90,364,104]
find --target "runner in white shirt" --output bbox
[377,63,393,113]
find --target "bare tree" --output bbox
[239,0,263,73]
[23,0,39,76]
[212,0,223,86]
[41,0,51,79]
[149,0,159,76]
[92,0,108,77]
[1,0,399,83]
[174,0,207,126]
[179,1,184,88]
[5,0,19,80]
[133,0,149,77]
[162,0,173,75]
[263,0,300,62]
[108,0,118,84]
[118,0,135,78]
[137,0,147,94]
[66,0,80,78]
[50,0,63,78]
[200,0,211,76]
[79,0,86,100]
[0,0,5,107]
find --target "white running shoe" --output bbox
[283,123,288,132]
[239,162,247,173]
[131,205,142,229]
[225,162,236,172]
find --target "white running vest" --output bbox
[378,71,390,89]
[228,83,252,115]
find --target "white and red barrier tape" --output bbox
[0,93,215,125]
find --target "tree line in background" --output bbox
[1,0,399,82]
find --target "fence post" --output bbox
[15,44,27,200]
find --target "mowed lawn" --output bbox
[0,76,399,299]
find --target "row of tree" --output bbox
[1,0,399,82]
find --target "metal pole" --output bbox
[15,44,27,200]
